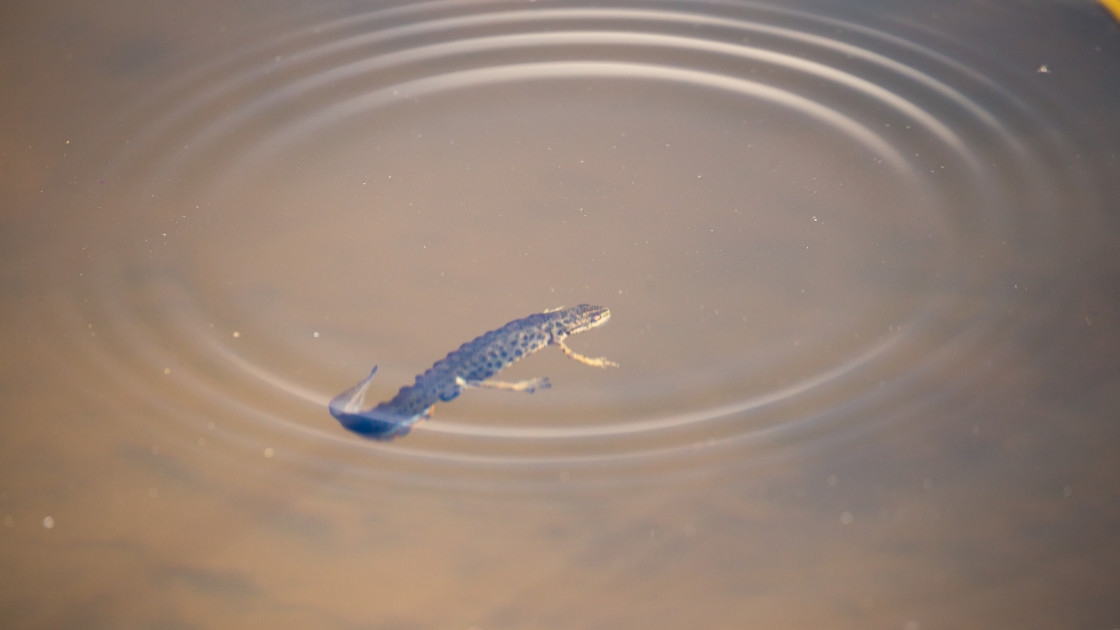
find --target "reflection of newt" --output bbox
[330,305,617,440]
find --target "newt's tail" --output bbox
[333,407,417,440]
[328,366,418,440]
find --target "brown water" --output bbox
[3,0,1120,628]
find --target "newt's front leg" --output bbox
[557,338,619,368]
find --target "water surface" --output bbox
[2,0,1119,627]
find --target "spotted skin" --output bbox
[329,304,616,440]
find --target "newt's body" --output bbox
[330,304,616,440]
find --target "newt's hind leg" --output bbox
[557,339,619,368]
[456,375,551,394]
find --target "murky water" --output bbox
[3,0,1119,627]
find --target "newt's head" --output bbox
[556,304,611,335]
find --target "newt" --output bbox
[329,304,617,440]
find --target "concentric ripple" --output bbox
[45,0,1107,491]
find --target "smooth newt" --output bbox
[329,304,617,440]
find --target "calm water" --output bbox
[3,0,1119,627]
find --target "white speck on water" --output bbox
[42,516,55,529]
